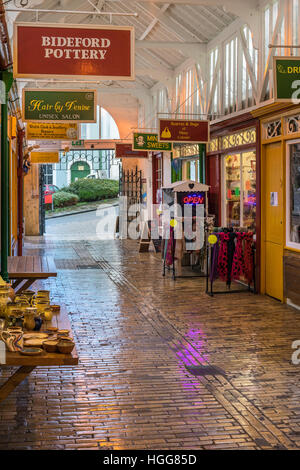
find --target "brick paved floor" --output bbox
[1,233,300,449]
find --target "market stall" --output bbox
[161,180,212,279]
[0,283,78,403]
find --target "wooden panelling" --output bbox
[284,251,300,307]
[206,155,221,225]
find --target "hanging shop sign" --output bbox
[26,122,79,140]
[159,118,210,144]
[274,57,300,101]
[132,132,172,151]
[23,89,97,123]
[115,143,148,159]
[14,23,135,80]
[30,151,60,164]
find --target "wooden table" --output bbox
[0,307,78,404]
[8,256,57,294]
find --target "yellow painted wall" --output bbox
[24,164,40,236]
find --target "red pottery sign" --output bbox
[115,144,148,159]
[159,118,210,143]
[13,23,135,80]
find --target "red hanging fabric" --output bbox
[231,232,245,280]
[165,226,175,267]
[217,233,230,281]
[244,232,254,284]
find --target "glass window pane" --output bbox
[190,160,196,181]
[242,152,256,231]
[289,144,300,244]
[225,154,241,227]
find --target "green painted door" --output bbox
[71,161,90,183]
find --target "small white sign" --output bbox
[270,192,278,207]
[0,340,6,365]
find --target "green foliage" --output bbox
[53,191,79,208]
[60,179,119,202]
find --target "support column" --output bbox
[0,71,13,281]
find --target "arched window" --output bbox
[81,106,120,140]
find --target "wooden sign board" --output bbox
[31,151,60,164]
[23,89,97,123]
[115,143,148,159]
[26,122,78,140]
[14,23,135,81]
[159,118,210,144]
[133,132,172,151]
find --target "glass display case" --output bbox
[223,151,256,230]
[224,153,241,228]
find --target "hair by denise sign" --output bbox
[26,122,78,140]
[133,132,172,151]
[23,89,97,123]
[274,56,300,101]
[159,119,210,144]
[14,23,135,80]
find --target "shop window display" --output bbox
[224,151,256,230]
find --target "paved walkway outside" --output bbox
[1,214,300,450]
[46,198,119,219]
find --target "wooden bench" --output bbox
[8,256,57,294]
[0,306,78,404]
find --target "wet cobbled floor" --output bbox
[1,218,300,449]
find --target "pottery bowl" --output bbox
[43,340,58,353]
[58,340,75,354]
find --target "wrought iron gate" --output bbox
[119,166,142,206]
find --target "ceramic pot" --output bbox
[0,288,10,319]
[0,328,24,352]
[24,308,37,331]
[43,308,53,322]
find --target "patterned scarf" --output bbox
[244,232,254,284]
[217,233,230,282]
[231,232,245,280]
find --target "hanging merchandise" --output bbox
[244,232,254,284]
[231,232,245,280]
[206,228,256,296]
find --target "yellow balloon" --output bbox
[170,219,177,228]
[208,234,218,245]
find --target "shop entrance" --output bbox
[264,142,284,301]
